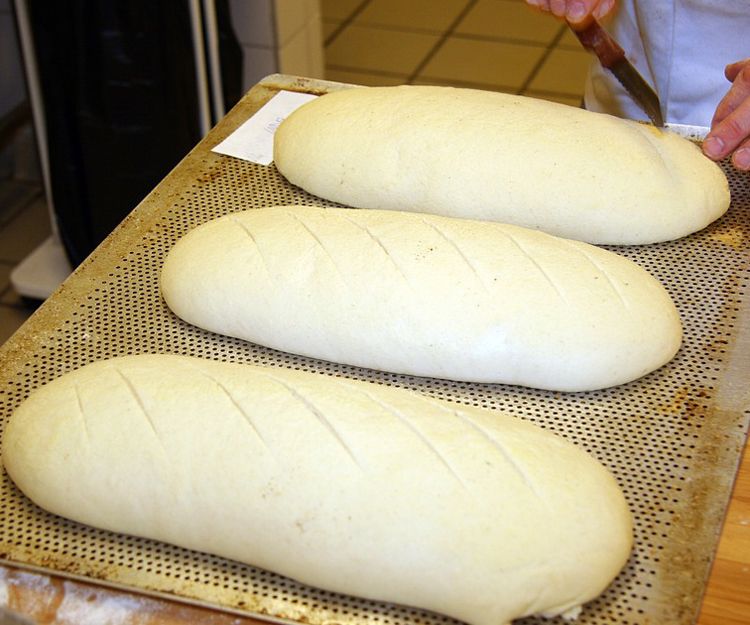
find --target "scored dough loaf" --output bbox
[273,86,730,245]
[3,354,633,625]
[160,206,682,392]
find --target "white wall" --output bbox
[228,0,324,93]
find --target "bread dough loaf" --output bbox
[160,206,682,391]
[273,86,730,245]
[3,355,633,625]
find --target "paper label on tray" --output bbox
[212,90,318,165]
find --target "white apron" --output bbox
[584,0,750,126]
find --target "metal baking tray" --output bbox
[1,74,748,625]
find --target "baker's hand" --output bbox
[704,58,750,171]
[525,0,616,25]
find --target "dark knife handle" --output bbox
[568,15,624,69]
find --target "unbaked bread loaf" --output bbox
[273,86,730,244]
[160,206,682,391]
[3,354,633,625]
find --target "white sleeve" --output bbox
[583,0,749,126]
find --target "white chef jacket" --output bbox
[583,0,750,126]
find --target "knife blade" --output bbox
[568,16,664,127]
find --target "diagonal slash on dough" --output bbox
[114,368,166,452]
[340,214,411,284]
[449,409,544,501]
[632,123,680,190]
[287,211,345,279]
[500,230,569,304]
[230,217,272,278]
[193,366,270,450]
[335,379,468,489]
[422,396,544,501]
[419,217,491,294]
[258,371,364,470]
[73,385,91,445]
[569,244,630,309]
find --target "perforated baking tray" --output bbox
[1,74,749,625]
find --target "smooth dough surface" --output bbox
[160,206,682,391]
[3,355,633,625]
[273,86,730,244]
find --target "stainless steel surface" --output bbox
[0,74,749,625]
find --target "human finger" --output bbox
[731,136,750,171]
[525,0,552,13]
[566,0,617,23]
[725,57,750,82]
[549,0,568,18]
[712,60,750,126]
[703,95,750,163]
[592,0,616,20]
[524,0,616,23]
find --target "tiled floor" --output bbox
[0,0,592,346]
[322,0,590,106]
